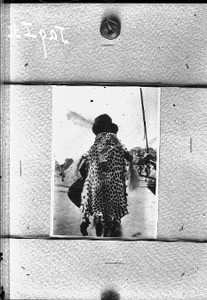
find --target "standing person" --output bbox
[80,114,150,237]
[59,164,65,182]
[144,163,151,182]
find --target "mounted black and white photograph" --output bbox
[51,86,160,239]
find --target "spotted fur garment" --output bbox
[81,132,129,225]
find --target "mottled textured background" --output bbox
[1,3,207,300]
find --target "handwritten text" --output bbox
[8,22,69,58]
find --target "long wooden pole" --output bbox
[140,88,149,153]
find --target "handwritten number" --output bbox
[21,22,37,39]
[54,26,69,44]
[49,29,57,41]
[7,23,69,58]
[39,28,47,58]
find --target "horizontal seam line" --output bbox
[2,82,207,88]
[1,236,207,243]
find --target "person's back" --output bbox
[84,131,128,237]
[80,114,151,237]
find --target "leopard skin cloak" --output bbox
[81,132,129,224]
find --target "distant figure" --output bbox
[145,163,151,181]
[80,114,150,237]
[138,164,143,176]
[147,160,157,195]
[59,164,65,182]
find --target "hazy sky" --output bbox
[53,86,160,163]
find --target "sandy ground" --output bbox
[52,174,157,239]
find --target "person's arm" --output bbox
[79,158,88,179]
[124,150,151,165]
[124,151,133,163]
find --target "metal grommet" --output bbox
[100,18,121,40]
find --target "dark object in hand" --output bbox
[79,159,88,179]
[68,177,85,208]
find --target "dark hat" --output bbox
[92,114,119,135]
[110,123,119,134]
